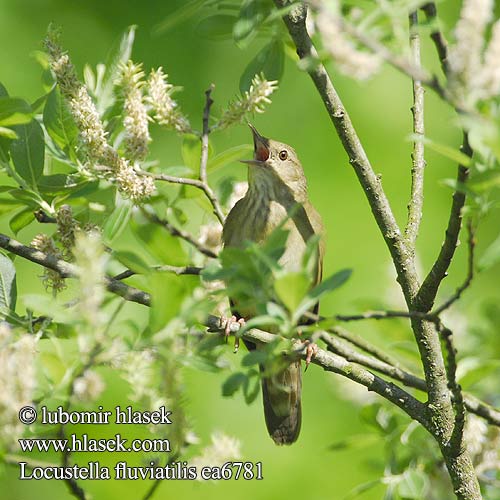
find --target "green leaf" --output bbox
[0,82,8,97]
[208,144,253,172]
[222,372,247,397]
[196,15,236,40]
[114,250,151,275]
[294,268,352,321]
[43,88,78,158]
[98,26,136,112]
[0,127,17,140]
[181,133,213,171]
[408,134,472,167]
[457,358,500,389]
[22,294,72,323]
[478,232,500,271]
[274,271,311,313]
[7,188,43,209]
[9,208,34,235]
[103,195,132,244]
[131,216,187,266]
[241,349,268,367]
[0,253,16,312]
[153,0,205,34]
[37,174,85,195]
[239,39,284,93]
[243,371,260,404]
[31,89,52,112]
[468,169,500,192]
[149,272,186,334]
[10,120,45,188]
[0,97,32,127]
[397,469,428,499]
[233,0,264,46]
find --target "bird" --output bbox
[222,124,324,445]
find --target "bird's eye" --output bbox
[279,150,288,161]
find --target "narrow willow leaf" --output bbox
[208,144,253,172]
[408,134,472,167]
[153,0,205,34]
[0,253,16,311]
[114,250,151,275]
[0,127,17,139]
[9,208,34,235]
[0,97,32,126]
[10,120,45,188]
[239,39,284,93]
[43,88,78,158]
[98,26,136,112]
[196,15,236,40]
[294,269,352,321]
[103,195,132,244]
[222,372,247,397]
[478,232,500,271]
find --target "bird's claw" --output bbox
[303,340,318,371]
[218,315,246,353]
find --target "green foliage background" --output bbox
[0,1,499,499]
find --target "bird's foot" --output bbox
[302,340,318,371]
[218,315,246,353]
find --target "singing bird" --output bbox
[222,124,324,445]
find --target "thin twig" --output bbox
[0,233,151,306]
[433,220,475,315]
[416,132,472,311]
[405,11,426,249]
[339,19,450,105]
[200,85,214,185]
[34,209,57,223]
[113,264,202,281]
[320,330,427,391]
[140,206,218,259]
[142,451,181,500]
[139,171,225,225]
[439,325,466,450]
[421,2,450,76]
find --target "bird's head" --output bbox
[241,124,308,202]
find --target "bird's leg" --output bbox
[303,340,318,369]
[218,315,246,353]
[297,331,318,371]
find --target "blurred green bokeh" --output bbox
[0,1,499,499]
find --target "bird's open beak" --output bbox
[240,123,269,165]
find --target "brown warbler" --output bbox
[222,124,324,445]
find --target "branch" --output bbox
[206,316,431,428]
[421,3,450,76]
[321,328,500,427]
[200,85,214,185]
[112,264,202,281]
[440,325,466,450]
[0,233,151,307]
[433,218,475,316]
[405,11,426,249]
[320,330,427,391]
[416,132,472,311]
[140,206,218,258]
[339,18,450,105]
[138,169,225,228]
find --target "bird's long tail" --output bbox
[261,360,302,445]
